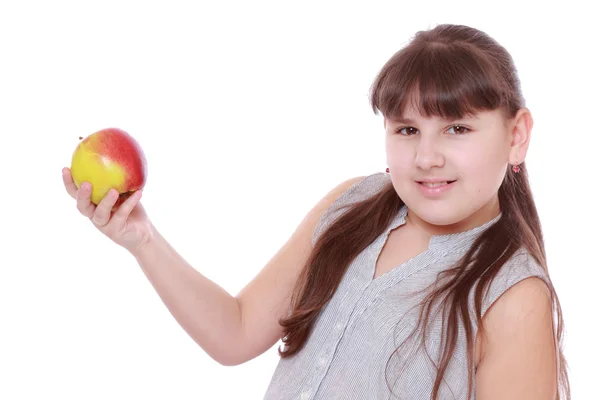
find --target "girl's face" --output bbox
[384,102,532,234]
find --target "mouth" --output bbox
[415,179,457,197]
[417,180,457,187]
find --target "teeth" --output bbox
[422,182,449,187]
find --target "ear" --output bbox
[508,108,533,165]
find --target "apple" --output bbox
[70,127,147,206]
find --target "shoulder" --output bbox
[321,172,390,215]
[482,273,553,332]
[312,172,389,245]
[475,250,558,398]
[323,172,389,204]
[480,248,551,317]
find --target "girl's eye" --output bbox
[394,125,470,135]
[448,125,470,134]
[395,126,418,135]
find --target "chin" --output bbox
[416,211,462,227]
[404,199,468,227]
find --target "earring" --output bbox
[386,167,390,173]
[512,165,520,173]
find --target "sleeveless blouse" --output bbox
[263,172,550,400]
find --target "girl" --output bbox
[62,24,569,400]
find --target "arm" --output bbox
[131,176,366,366]
[475,277,558,399]
[132,229,243,365]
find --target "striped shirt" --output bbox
[263,172,549,400]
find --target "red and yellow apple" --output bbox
[70,127,147,205]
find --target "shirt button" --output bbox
[335,322,343,330]
[300,390,310,400]
[320,357,327,365]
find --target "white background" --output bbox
[1,1,597,399]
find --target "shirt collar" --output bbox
[389,204,502,253]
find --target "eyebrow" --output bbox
[390,115,477,124]
[390,117,418,124]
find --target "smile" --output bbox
[416,180,457,196]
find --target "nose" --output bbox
[414,136,445,171]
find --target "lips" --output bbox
[416,179,457,196]
[417,180,457,187]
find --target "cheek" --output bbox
[457,137,506,168]
[386,142,412,169]
[455,146,506,190]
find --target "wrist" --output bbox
[129,222,161,259]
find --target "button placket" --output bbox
[305,319,344,398]
[300,390,311,400]
[302,262,371,399]
[346,282,379,329]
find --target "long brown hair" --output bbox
[278,24,569,399]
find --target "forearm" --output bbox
[131,225,243,366]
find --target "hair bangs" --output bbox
[370,42,508,122]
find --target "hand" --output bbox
[62,167,155,254]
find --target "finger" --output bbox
[91,188,119,226]
[113,191,134,210]
[110,190,143,226]
[62,168,78,199]
[76,182,96,218]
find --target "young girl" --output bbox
[62,24,569,400]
